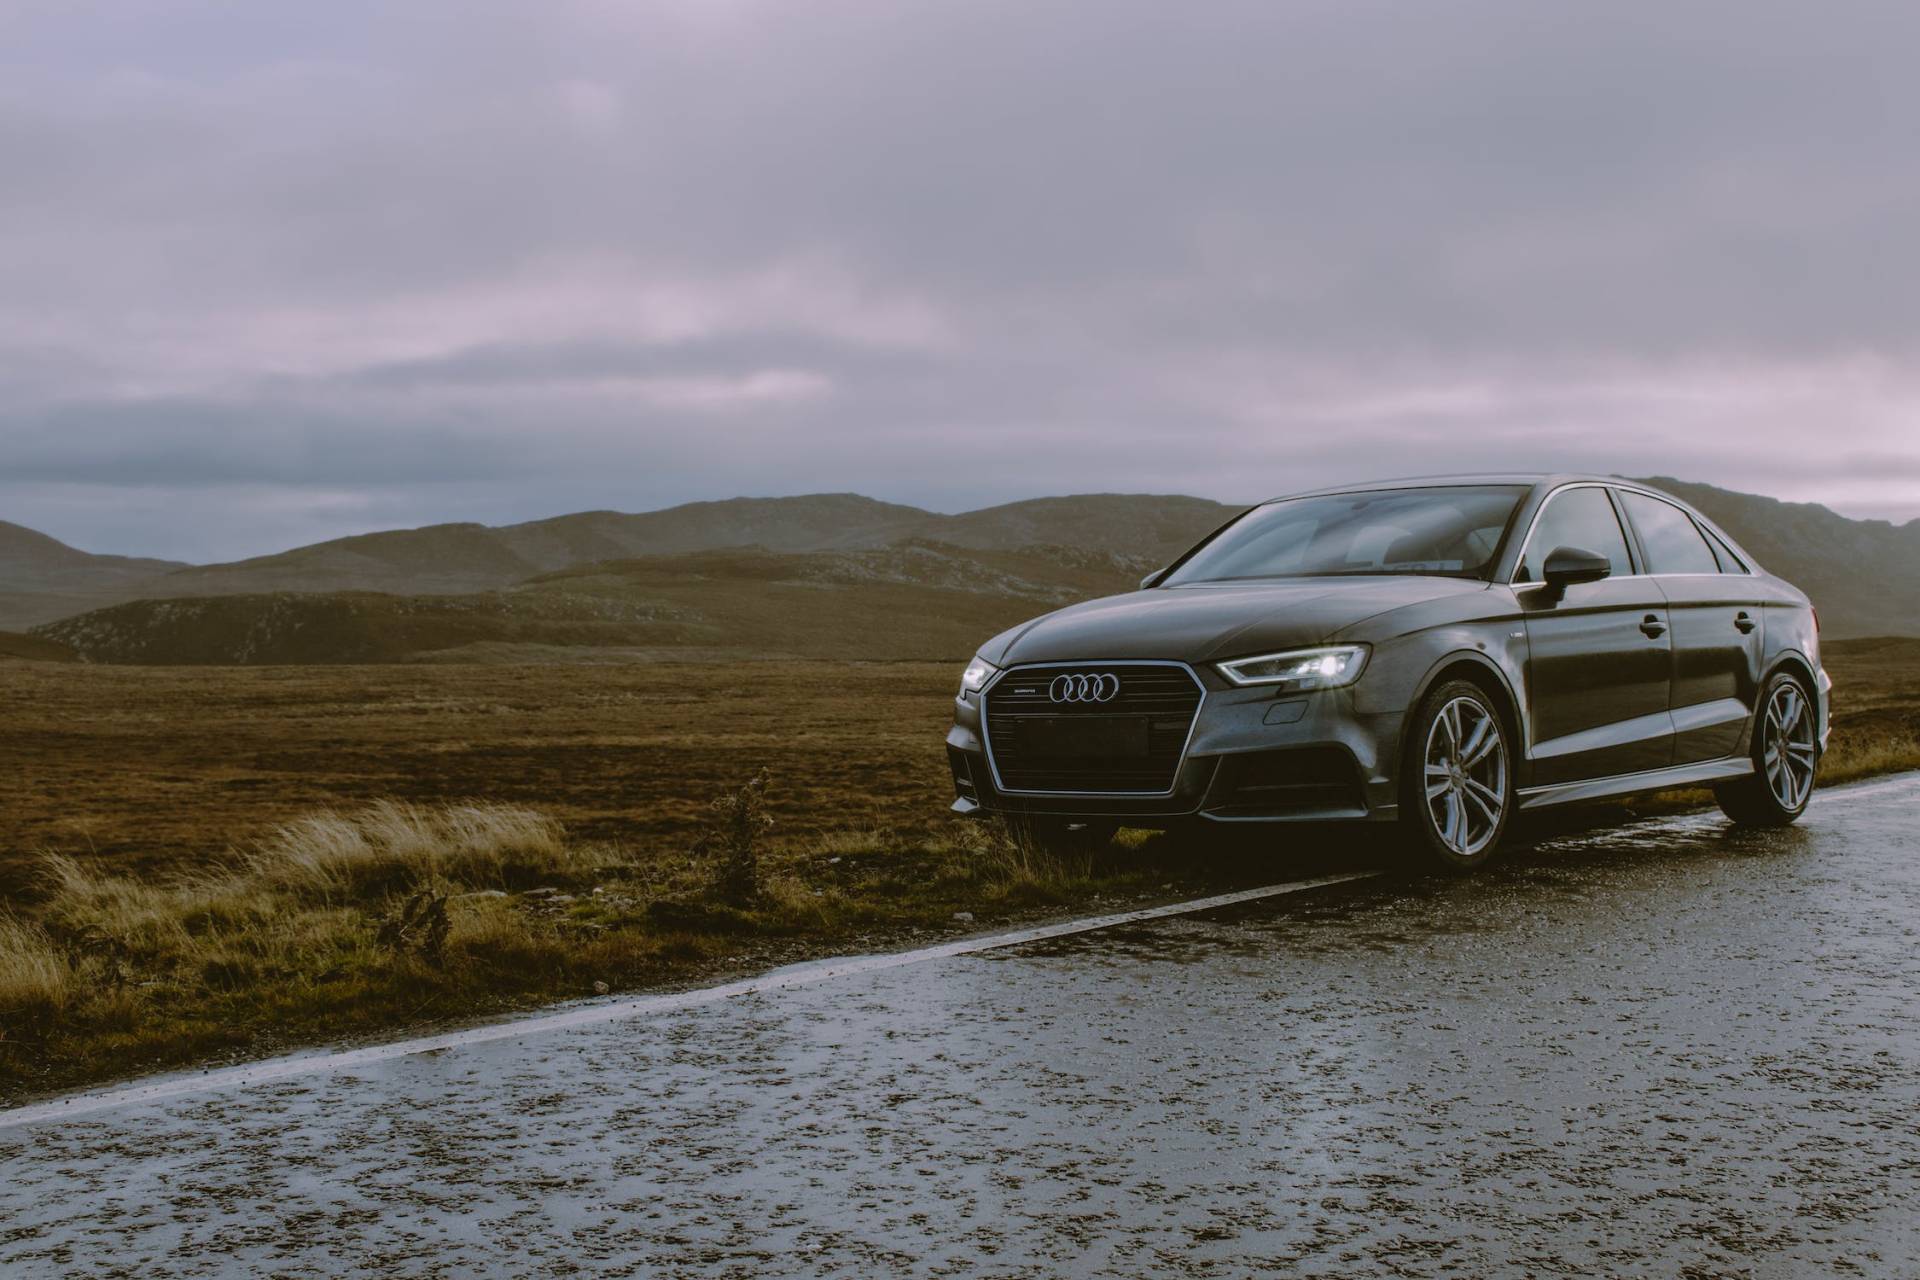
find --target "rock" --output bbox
[592,980,611,995]
[952,911,975,924]
[455,889,509,901]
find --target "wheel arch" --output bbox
[1762,648,1823,738]
[1401,650,1527,773]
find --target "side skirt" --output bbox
[1517,757,1753,811]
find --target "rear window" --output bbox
[1619,491,1719,575]
[1703,527,1750,573]
[1164,486,1527,584]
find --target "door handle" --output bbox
[1735,611,1756,634]
[1639,614,1667,639]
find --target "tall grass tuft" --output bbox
[695,769,773,906]
[1821,729,1920,786]
[0,918,72,1027]
[247,800,580,903]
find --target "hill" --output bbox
[0,520,188,632]
[1632,477,1920,638]
[0,630,77,662]
[33,541,1152,665]
[911,494,1239,560]
[136,493,1232,600]
[12,478,1920,658]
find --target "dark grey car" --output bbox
[945,475,1831,869]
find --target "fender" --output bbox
[1403,647,1530,764]
[1762,646,1826,740]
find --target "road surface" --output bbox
[5,775,1919,1278]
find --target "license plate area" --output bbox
[1016,715,1151,759]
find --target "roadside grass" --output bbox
[2,646,1914,1101]
[1636,724,1920,815]
[1820,726,1920,784]
[0,798,1167,1099]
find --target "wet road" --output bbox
[6,775,1920,1278]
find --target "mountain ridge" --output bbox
[6,480,1917,648]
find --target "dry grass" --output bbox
[0,918,70,1025]
[1820,727,1920,785]
[245,801,582,903]
[1,643,1915,1098]
[0,793,1176,1099]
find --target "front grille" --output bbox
[983,662,1204,794]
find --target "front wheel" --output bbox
[1400,679,1514,872]
[1714,673,1817,827]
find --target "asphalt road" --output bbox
[5,775,1919,1278]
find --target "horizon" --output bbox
[11,472,1915,568]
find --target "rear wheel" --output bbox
[1401,679,1513,872]
[1715,673,1817,826]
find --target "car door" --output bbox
[1616,489,1762,763]
[1513,484,1674,786]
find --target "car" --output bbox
[945,474,1831,870]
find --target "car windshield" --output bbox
[1163,485,1528,585]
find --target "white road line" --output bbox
[7,770,1914,1132]
[0,871,1380,1130]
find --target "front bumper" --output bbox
[946,662,1404,825]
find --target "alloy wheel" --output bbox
[1423,695,1509,857]
[1763,681,1817,810]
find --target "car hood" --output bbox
[984,576,1490,666]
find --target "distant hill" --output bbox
[0,630,77,662]
[912,494,1239,559]
[34,541,1152,665]
[11,479,1919,661]
[138,492,1232,602]
[0,520,188,631]
[1632,477,1920,639]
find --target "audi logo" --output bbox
[1048,672,1121,703]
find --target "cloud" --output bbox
[3,0,1919,560]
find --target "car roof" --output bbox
[1251,473,1763,574]
[1260,473,1645,503]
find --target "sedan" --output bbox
[945,474,1830,869]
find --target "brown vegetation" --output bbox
[1,639,1915,1098]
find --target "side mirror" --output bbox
[1139,568,1167,590]
[1542,545,1611,589]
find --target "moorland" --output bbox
[4,479,1919,1098]
[2,639,1916,1099]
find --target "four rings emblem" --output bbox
[1048,672,1121,703]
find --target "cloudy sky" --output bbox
[5,0,1918,562]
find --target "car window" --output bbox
[1703,527,1749,573]
[1163,486,1527,584]
[1619,491,1720,575]
[1515,486,1633,583]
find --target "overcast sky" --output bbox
[5,1,1919,562]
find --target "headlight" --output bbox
[1216,644,1368,690]
[960,656,999,695]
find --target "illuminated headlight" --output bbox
[960,656,999,695]
[1216,645,1369,690]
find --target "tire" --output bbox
[1714,672,1817,827]
[1400,678,1514,872]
